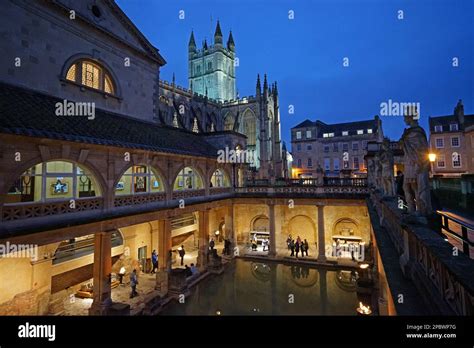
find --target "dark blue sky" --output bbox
[117,0,473,145]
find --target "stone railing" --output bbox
[210,187,232,195]
[114,192,166,207]
[171,189,206,200]
[1,197,103,222]
[236,185,369,196]
[370,190,474,315]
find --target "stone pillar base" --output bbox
[155,270,169,297]
[88,299,113,316]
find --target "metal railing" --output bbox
[437,210,474,259]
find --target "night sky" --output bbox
[117,0,473,145]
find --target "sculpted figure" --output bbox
[400,112,432,216]
[316,163,324,186]
[380,140,395,196]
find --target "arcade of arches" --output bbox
[0,197,371,315]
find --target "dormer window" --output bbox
[450,123,458,131]
[357,129,363,135]
[65,59,115,95]
[342,131,349,136]
[434,125,443,132]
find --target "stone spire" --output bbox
[263,74,268,99]
[256,74,261,98]
[273,81,278,96]
[227,30,235,52]
[203,39,208,50]
[214,20,223,45]
[188,30,196,53]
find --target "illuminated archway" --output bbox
[173,167,204,191]
[5,161,102,204]
[210,169,231,188]
[115,165,165,195]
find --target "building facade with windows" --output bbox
[291,116,383,177]
[429,100,474,176]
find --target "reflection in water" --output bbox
[251,262,271,282]
[160,259,363,316]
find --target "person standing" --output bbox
[178,245,185,266]
[290,239,295,257]
[286,235,292,250]
[151,250,158,274]
[295,240,300,258]
[209,238,215,251]
[304,239,309,256]
[129,269,138,298]
[300,242,305,258]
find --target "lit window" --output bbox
[434,125,443,132]
[367,129,373,134]
[353,157,360,170]
[6,161,101,203]
[174,167,203,190]
[323,133,329,138]
[328,133,335,137]
[437,155,445,168]
[192,117,199,133]
[452,153,461,168]
[342,131,349,136]
[211,169,230,188]
[450,124,458,131]
[296,131,302,139]
[435,138,444,148]
[451,137,460,147]
[116,165,163,195]
[306,130,312,138]
[65,59,115,94]
[357,130,363,135]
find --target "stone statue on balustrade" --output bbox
[380,139,395,196]
[366,156,376,188]
[316,163,324,186]
[400,111,432,216]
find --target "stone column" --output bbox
[317,204,326,262]
[89,231,113,315]
[268,202,276,257]
[197,209,210,271]
[155,219,171,296]
[224,204,236,256]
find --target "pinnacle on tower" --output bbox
[256,74,261,96]
[203,39,208,50]
[188,30,196,52]
[227,30,235,52]
[273,81,278,96]
[263,74,268,94]
[214,20,223,45]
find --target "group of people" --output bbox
[286,235,310,258]
[184,263,199,277]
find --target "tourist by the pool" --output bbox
[295,240,300,258]
[178,245,185,266]
[129,269,138,298]
[190,263,198,275]
[300,242,305,257]
[304,239,309,256]
[209,238,215,250]
[286,235,292,250]
[151,249,158,274]
[289,239,295,256]
[184,264,192,277]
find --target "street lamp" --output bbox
[428,153,436,177]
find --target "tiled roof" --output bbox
[292,117,379,137]
[428,114,474,132]
[0,82,219,158]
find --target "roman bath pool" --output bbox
[160,259,371,315]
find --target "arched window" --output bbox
[242,109,256,146]
[224,113,235,131]
[115,165,164,195]
[6,161,101,204]
[65,59,115,95]
[210,169,230,188]
[174,167,203,191]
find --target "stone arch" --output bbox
[113,163,169,196]
[171,164,205,191]
[250,214,269,232]
[332,218,360,237]
[2,157,106,204]
[207,165,232,188]
[287,215,317,250]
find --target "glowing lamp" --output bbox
[359,263,369,269]
[356,302,372,315]
[428,153,437,163]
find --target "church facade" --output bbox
[157,22,287,180]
